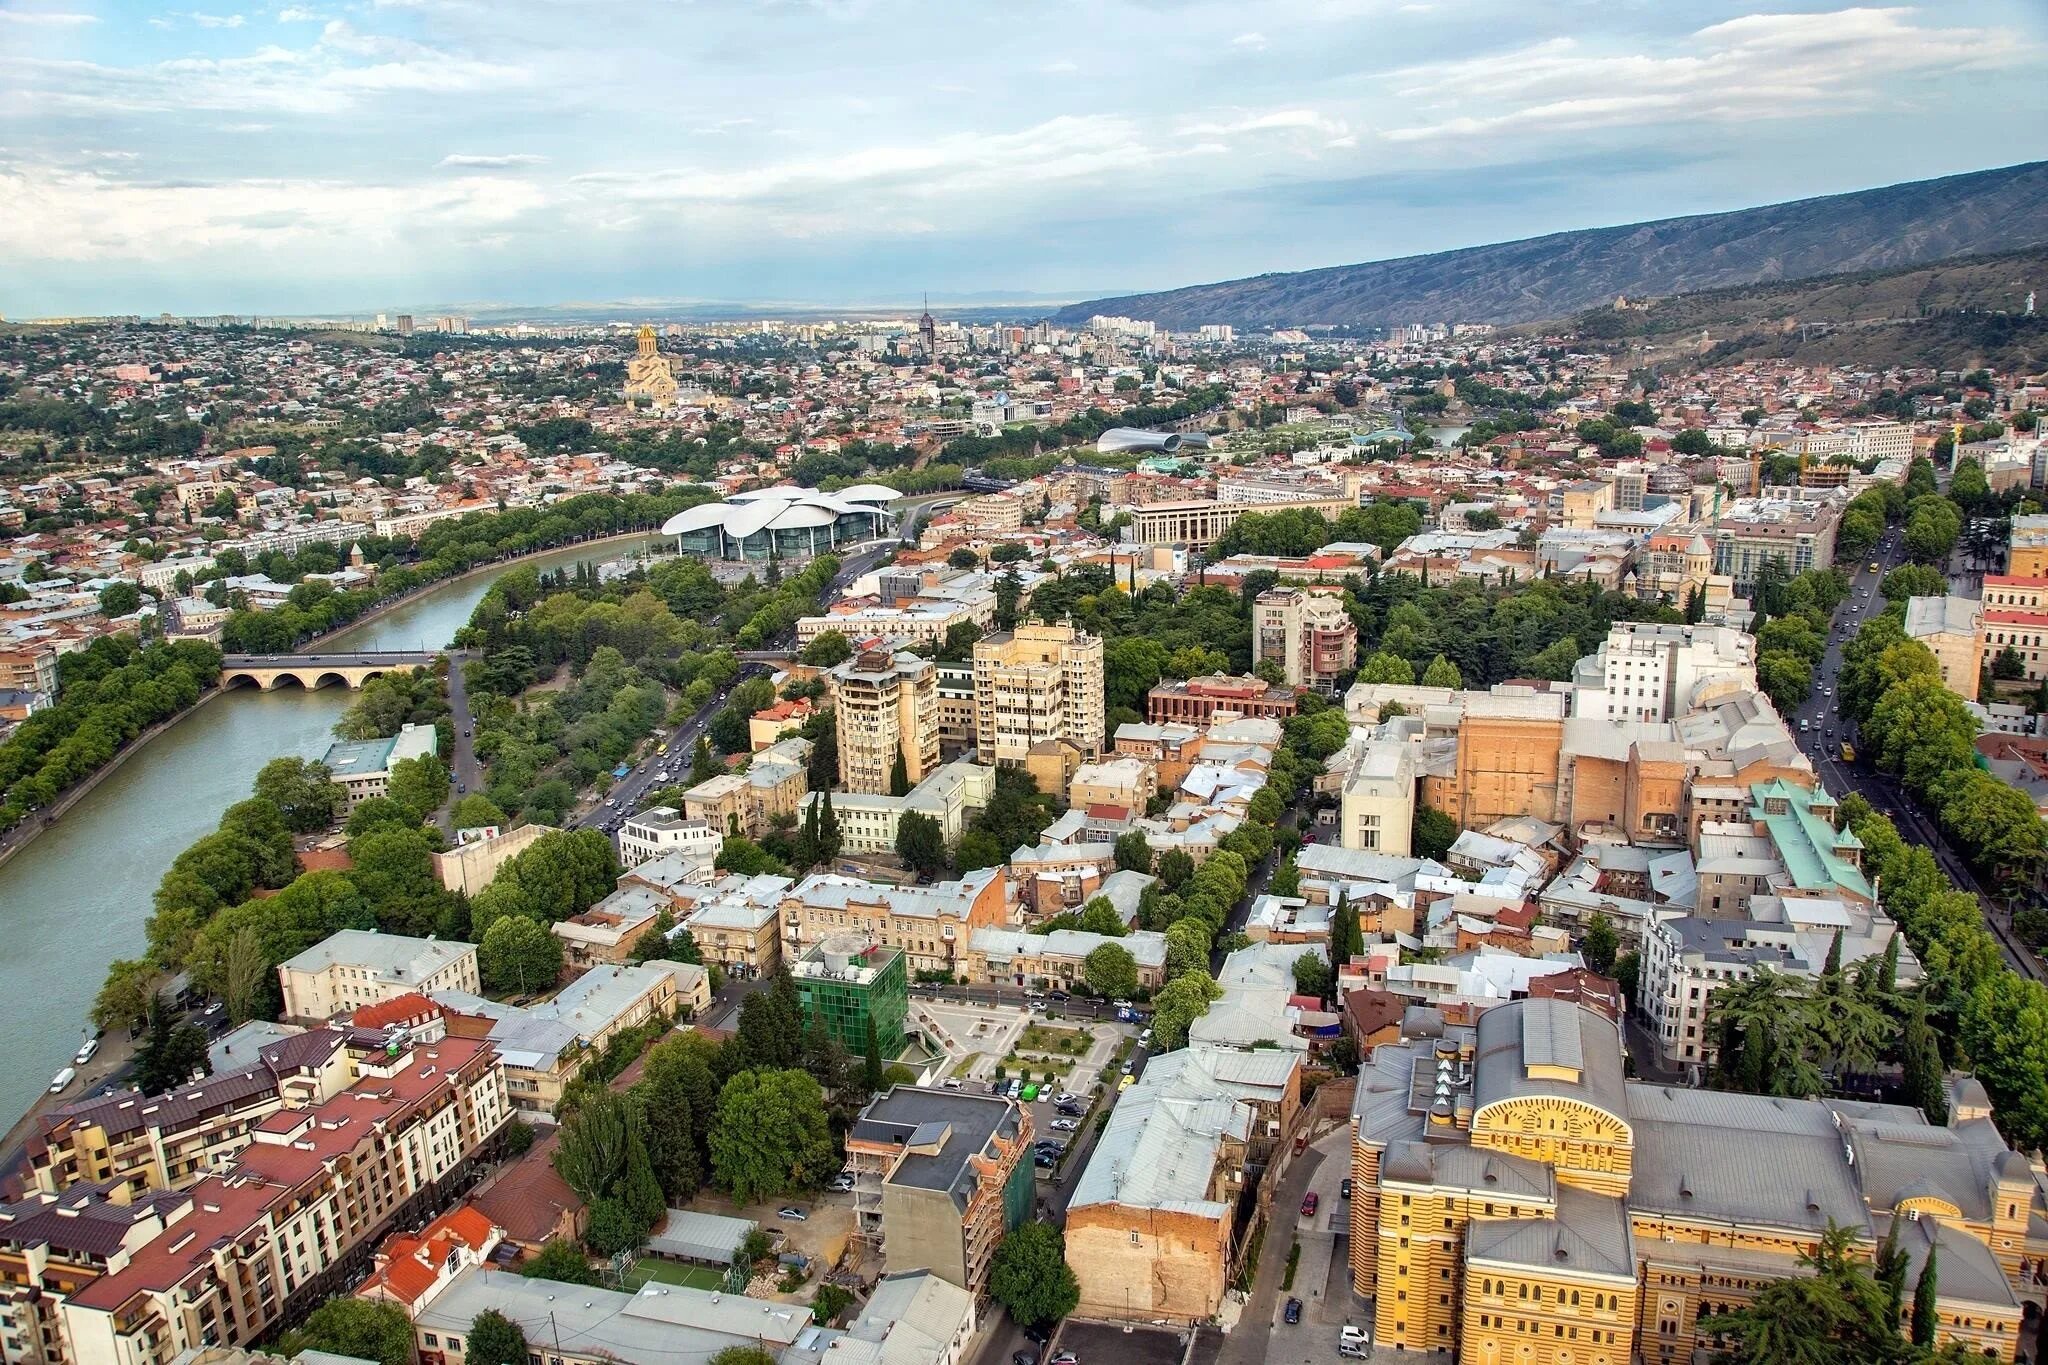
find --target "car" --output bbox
[1008,1079,1024,1099]
[777,1206,807,1221]
[991,1080,1009,1096]
[74,1038,99,1066]
[941,1077,962,1089]
[1055,1103,1083,1117]
[1284,1298,1303,1325]
[1121,1059,1135,1075]
[1033,1152,1057,1167]
[1137,1028,1152,1047]
[1013,1353,1038,1365]
[1050,1352,1078,1365]
[1026,996,1047,1010]
[1050,1118,1079,1131]
[1301,1192,1320,1217]
[49,1067,75,1094]
[1338,1326,1369,1358]
[1118,1073,1135,1090]
[1047,989,1069,1002]
[1053,1092,1079,1105]
[456,781,467,794]
[828,1176,855,1192]
[1340,1177,1353,1199]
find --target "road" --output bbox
[570,494,959,840]
[1791,529,2045,983]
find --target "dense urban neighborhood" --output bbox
[0,300,2045,1365]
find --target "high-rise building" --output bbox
[971,623,1105,767]
[394,313,414,336]
[832,650,941,794]
[1570,622,1756,725]
[1252,587,1357,693]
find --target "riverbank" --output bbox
[0,685,228,875]
[0,527,667,875]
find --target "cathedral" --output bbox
[623,324,679,407]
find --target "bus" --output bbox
[1840,741,1856,764]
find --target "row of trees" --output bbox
[0,636,221,832]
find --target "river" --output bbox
[0,534,661,1123]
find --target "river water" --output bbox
[0,534,660,1123]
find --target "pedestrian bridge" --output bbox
[219,651,439,691]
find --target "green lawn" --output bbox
[622,1260,729,1292]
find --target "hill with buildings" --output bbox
[1050,161,2048,331]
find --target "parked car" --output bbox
[828,1175,855,1192]
[1284,1298,1303,1325]
[1047,989,1069,1002]
[1341,1177,1353,1199]
[73,1038,99,1066]
[1050,1118,1078,1131]
[1055,1103,1083,1117]
[1301,1192,1319,1217]
[1013,1353,1038,1365]
[1050,1352,1078,1365]
[1053,1092,1079,1105]
[777,1206,808,1221]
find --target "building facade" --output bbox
[833,651,942,795]
[971,624,1105,767]
[1252,587,1358,694]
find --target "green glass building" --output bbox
[794,935,908,1057]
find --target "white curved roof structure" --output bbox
[660,486,896,538]
[1096,428,1211,455]
[832,483,902,505]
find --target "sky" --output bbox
[2,0,2044,318]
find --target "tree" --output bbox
[1156,848,1195,891]
[987,1221,1080,1331]
[1411,805,1456,861]
[479,914,563,995]
[93,958,163,1033]
[254,756,344,833]
[94,580,144,619]
[1900,1008,1949,1125]
[690,735,721,784]
[466,1310,529,1365]
[709,1350,781,1365]
[522,1238,597,1285]
[1164,919,1212,980]
[554,1088,641,1204]
[1077,896,1125,937]
[800,632,852,667]
[863,1015,885,1093]
[1356,650,1414,685]
[1420,653,1462,689]
[1700,1222,1901,1365]
[889,750,910,797]
[387,753,450,818]
[1292,951,1332,1001]
[709,1068,836,1204]
[133,993,210,1095]
[453,793,508,829]
[894,811,947,878]
[285,1298,415,1365]
[1911,1245,1938,1348]
[1582,912,1618,975]
[1151,969,1223,1049]
[1113,829,1153,874]
[1084,942,1139,999]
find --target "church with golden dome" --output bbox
[623,324,679,408]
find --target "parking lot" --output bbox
[1051,1320,1188,1365]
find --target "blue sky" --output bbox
[2,0,2043,317]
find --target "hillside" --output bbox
[1050,161,2048,330]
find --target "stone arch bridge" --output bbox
[218,651,439,691]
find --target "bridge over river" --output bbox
[218,650,440,690]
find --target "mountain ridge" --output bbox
[1049,162,2048,331]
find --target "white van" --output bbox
[1338,1326,1370,1359]
[74,1038,99,1066]
[49,1067,76,1094]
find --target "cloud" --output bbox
[1178,108,1348,138]
[275,6,320,19]
[1230,31,1267,49]
[0,9,98,23]
[1382,7,2035,143]
[190,13,247,27]
[436,152,547,168]
[1040,60,1078,74]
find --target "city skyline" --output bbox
[3,0,2045,317]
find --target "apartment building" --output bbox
[782,867,1007,979]
[934,661,976,757]
[317,724,438,815]
[627,870,793,977]
[1350,999,2040,1364]
[963,926,1169,991]
[18,1030,356,1200]
[970,624,1105,767]
[53,1038,507,1365]
[2008,515,2048,577]
[276,931,480,1024]
[833,650,942,794]
[1336,735,1417,855]
[679,736,810,839]
[1145,674,1300,726]
[1905,594,1986,693]
[1710,492,1842,592]
[615,807,721,871]
[844,1088,1033,1295]
[1571,623,1756,724]
[430,824,549,897]
[1252,587,1357,694]
[799,761,994,856]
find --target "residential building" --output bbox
[53,1038,506,1365]
[1571,623,1757,724]
[1350,998,2042,1364]
[782,867,1007,979]
[971,623,1105,766]
[2007,514,2048,577]
[318,724,438,815]
[432,961,704,1113]
[934,660,977,757]
[1710,491,1842,591]
[747,696,814,751]
[1336,735,1417,855]
[1146,674,1300,726]
[551,885,666,966]
[798,761,995,856]
[1252,587,1357,693]
[1905,594,1985,693]
[354,1205,501,1317]
[277,931,479,1024]
[833,650,942,794]
[1067,755,1154,814]
[411,1265,810,1365]
[825,1271,977,1365]
[793,935,908,1056]
[681,773,752,838]
[963,926,1170,991]
[844,1087,1033,1294]
[638,870,792,977]
[615,807,721,871]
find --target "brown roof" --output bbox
[471,1131,581,1246]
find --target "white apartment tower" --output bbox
[832,650,942,795]
[970,623,1106,767]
